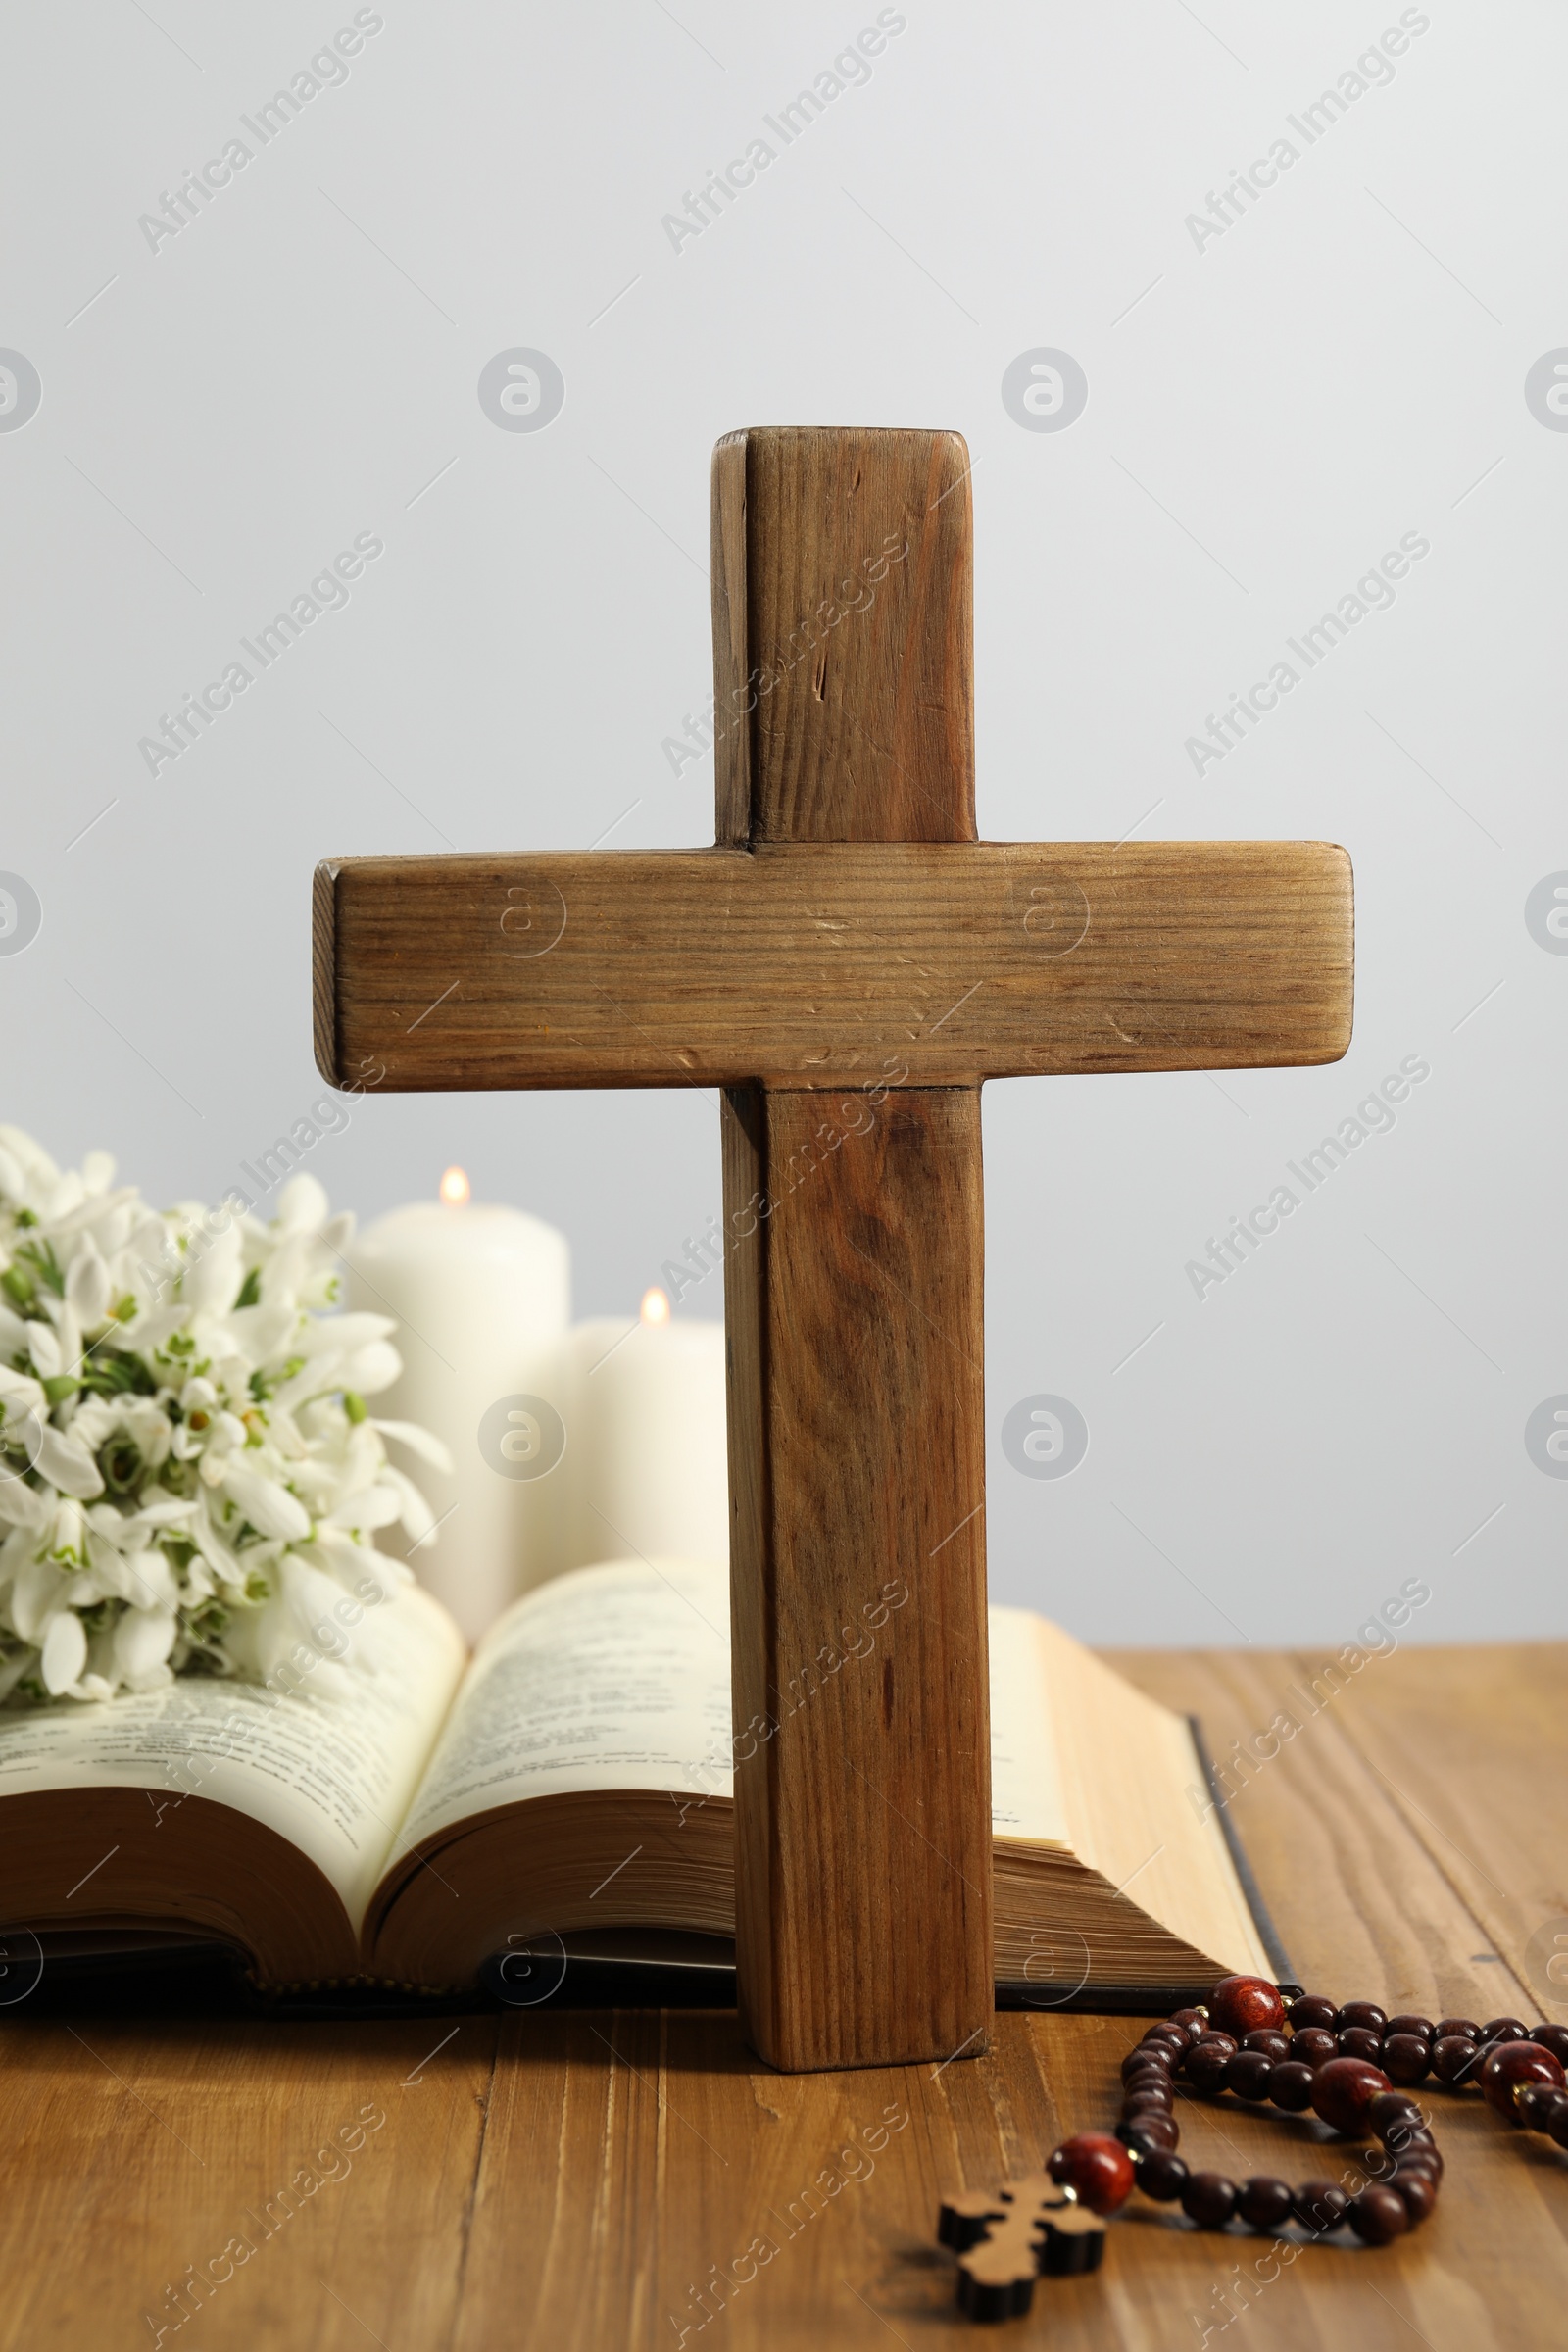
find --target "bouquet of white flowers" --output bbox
[0,1126,447,1703]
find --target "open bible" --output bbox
[0,1560,1280,2006]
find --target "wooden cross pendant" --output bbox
[313,426,1352,2073]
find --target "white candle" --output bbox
[346,1171,570,1642]
[553,1298,729,1576]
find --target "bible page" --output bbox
[988,1605,1068,1844]
[0,1584,465,1931]
[395,1557,731,1851]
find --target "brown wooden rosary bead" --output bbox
[1123,2082,1175,2112]
[1184,2044,1231,2093]
[1390,2168,1438,2223]
[1168,2007,1207,2041]
[1287,1993,1338,2033]
[1348,2184,1410,2244]
[1482,2017,1530,2044]
[1117,2115,1180,2156]
[1122,2065,1175,2098]
[1241,2029,1291,2061]
[1480,2040,1566,2123]
[1207,1976,1286,2039]
[1435,2016,1480,2042]
[1135,2149,1189,2201]
[1236,2176,1293,2231]
[1195,2031,1239,2057]
[1336,2000,1388,2035]
[1311,2055,1392,2134]
[1338,2026,1386,2064]
[1266,2060,1316,2112]
[1224,2051,1274,2102]
[1367,2090,1425,2140]
[1291,2180,1349,2233]
[1121,2048,1170,2083]
[1290,2028,1338,2067]
[1383,2033,1433,2084]
[1385,2013,1434,2043]
[1181,2171,1238,2230]
[1514,2084,1568,2132]
[1530,2023,1568,2067]
[1431,2034,1480,2084]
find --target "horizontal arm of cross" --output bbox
[313,839,1350,1093]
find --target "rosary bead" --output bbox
[1514,2083,1568,2132]
[1136,2148,1189,2201]
[1047,2132,1136,2214]
[1396,2137,1443,2180]
[1236,2176,1293,2231]
[1122,2059,1174,2093]
[1241,2029,1291,2061]
[1184,2044,1231,2094]
[1122,2048,1171,2084]
[1141,2029,1188,2060]
[1382,2034,1433,2085]
[1124,2080,1175,2111]
[1551,2108,1568,2152]
[1290,2028,1338,2068]
[1480,2040,1566,2123]
[1529,2023,1568,2067]
[1117,2114,1180,2155]
[1169,2007,1207,2042]
[1196,2031,1239,2057]
[1431,2035,1480,2085]
[1338,2027,1386,2065]
[1367,2090,1425,2142]
[1266,2060,1316,2113]
[1385,2014,1434,2044]
[1287,1993,1338,2034]
[1390,2168,1438,2224]
[1310,2056,1392,2134]
[1180,2171,1238,2230]
[1224,2051,1274,2102]
[1291,2180,1349,2234]
[1208,1977,1286,2039]
[1481,2017,1530,2044]
[1336,2001,1388,2036]
[1434,2016,1480,2043]
[1347,2184,1410,2245]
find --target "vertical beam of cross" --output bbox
[712,428,993,2072]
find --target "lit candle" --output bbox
[346,1169,570,1642]
[553,1293,729,1576]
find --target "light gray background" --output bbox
[3,0,1562,1648]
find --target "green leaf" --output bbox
[343,1390,368,1424]
[235,1267,262,1309]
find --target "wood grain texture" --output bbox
[722,1083,992,2072]
[312,840,1353,1091]
[1,1645,1562,2350]
[710,426,975,843]
[717,428,989,2074]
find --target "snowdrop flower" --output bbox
[0,1132,441,1702]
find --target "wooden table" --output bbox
[7,1642,1563,2350]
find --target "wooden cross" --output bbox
[312,427,1352,2074]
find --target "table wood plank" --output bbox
[0,1643,1561,2349]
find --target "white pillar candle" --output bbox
[554,1301,729,1577]
[346,1173,570,1642]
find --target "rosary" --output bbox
[939,1974,1568,2323]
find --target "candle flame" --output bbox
[439,1165,470,1206]
[640,1286,670,1326]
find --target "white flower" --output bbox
[40,1611,86,1696]
[0,1132,435,1702]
